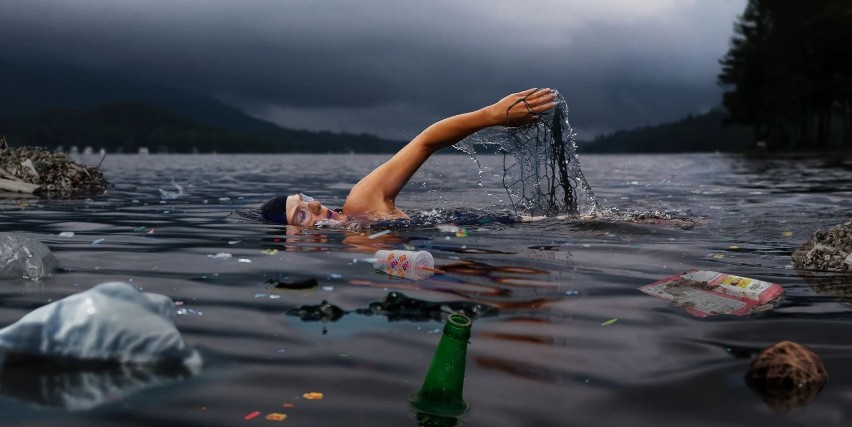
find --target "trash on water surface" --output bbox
[601,318,618,326]
[158,178,184,200]
[0,233,59,280]
[303,392,324,400]
[58,232,75,238]
[367,229,391,239]
[207,252,232,260]
[373,250,436,280]
[639,269,783,317]
[265,413,287,421]
[745,340,827,412]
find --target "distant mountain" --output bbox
[580,110,754,153]
[0,62,405,152]
[0,103,405,153]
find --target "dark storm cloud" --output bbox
[0,0,745,139]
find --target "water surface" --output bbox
[1,152,851,427]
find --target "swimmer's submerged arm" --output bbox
[343,88,557,213]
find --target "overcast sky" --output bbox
[0,0,746,140]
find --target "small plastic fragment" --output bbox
[262,249,279,255]
[282,403,295,409]
[238,258,252,263]
[601,318,618,326]
[303,392,323,400]
[244,411,261,420]
[368,229,392,239]
[134,226,147,232]
[455,229,468,237]
[783,231,793,237]
[322,286,334,291]
[265,413,287,421]
[207,253,232,260]
[92,238,105,245]
[58,232,75,238]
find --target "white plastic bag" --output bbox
[0,282,200,366]
[0,233,59,280]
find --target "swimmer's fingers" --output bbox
[490,88,557,126]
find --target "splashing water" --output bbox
[454,91,600,217]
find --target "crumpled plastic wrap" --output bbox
[0,282,201,366]
[0,282,201,410]
[0,233,59,280]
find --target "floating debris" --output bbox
[601,318,618,326]
[243,411,261,420]
[745,340,828,412]
[207,252,232,260]
[302,392,323,400]
[367,229,391,239]
[158,178,184,200]
[639,270,783,317]
[0,136,109,198]
[92,238,105,245]
[262,248,279,255]
[792,219,852,272]
[265,413,287,421]
[356,291,498,322]
[287,301,346,322]
[58,232,75,238]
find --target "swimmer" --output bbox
[261,88,558,226]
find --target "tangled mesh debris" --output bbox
[454,91,599,217]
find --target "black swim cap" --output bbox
[260,195,289,224]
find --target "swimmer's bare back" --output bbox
[341,88,557,220]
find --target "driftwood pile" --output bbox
[0,136,109,198]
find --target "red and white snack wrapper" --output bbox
[639,269,784,317]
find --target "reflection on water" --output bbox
[0,153,850,426]
[0,352,192,411]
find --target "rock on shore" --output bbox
[792,219,852,272]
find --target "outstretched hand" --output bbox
[488,88,558,127]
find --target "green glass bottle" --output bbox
[410,313,472,417]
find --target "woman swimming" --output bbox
[260,88,557,226]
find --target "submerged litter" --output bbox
[639,270,783,317]
[58,231,75,238]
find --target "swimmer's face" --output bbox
[286,193,346,226]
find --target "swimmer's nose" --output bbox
[307,200,322,215]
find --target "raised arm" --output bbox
[342,88,557,217]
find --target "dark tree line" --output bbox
[719,0,852,149]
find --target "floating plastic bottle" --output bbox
[373,250,435,280]
[411,313,472,416]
